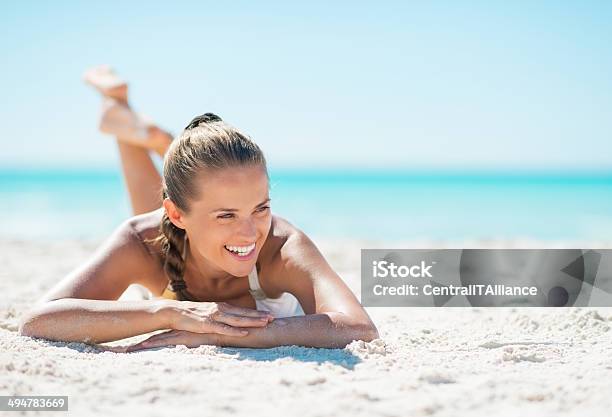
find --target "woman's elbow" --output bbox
[345,321,379,344]
[18,311,40,338]
[327,312,380,343]
[359,324,380,342]
[18,303,56,338]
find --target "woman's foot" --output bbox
[98,98,150,142]
[84,65,173,156]
[83,65,128,103]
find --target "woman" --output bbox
[18,66,379,351]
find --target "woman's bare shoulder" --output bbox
[124,208,166,265]
[124,208,169,294]
[260,214,301,258]
[36,209,168,303]
[258,214,309,294]
[126,207,163,237]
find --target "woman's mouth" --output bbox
[224,243,256,260]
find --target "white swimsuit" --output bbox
[119,266,305,318]
[247,266,305,318]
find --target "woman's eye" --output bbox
[217,207,269,220]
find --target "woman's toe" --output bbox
[83,65,128,100]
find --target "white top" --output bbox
[248,266,305,318]
[119,266,305,318]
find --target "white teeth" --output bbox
[224,243,255,256]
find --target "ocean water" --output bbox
[2,169,612,242]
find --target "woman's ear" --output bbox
[163,198,187,230]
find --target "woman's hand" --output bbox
[163,300,274,337]
[125,330,217,352]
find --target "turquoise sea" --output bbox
[2,169,612,242]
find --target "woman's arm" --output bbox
[125,311,377,350]
[18,217,169,343]
[268,228,379,342]
[18,298,173,344]
[217,312,377,348]
[223,227,379,347]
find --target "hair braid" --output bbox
[158,210,195,301]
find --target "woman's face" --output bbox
[180,164,272,278]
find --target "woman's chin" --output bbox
[222,255,257,276]
[227,264,255,278]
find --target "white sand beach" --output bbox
[1,238,611,417]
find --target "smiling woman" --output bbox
[17,66,379,350]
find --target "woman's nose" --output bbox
[236,219,257,240]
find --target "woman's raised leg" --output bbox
[116,139,166,215]
[84,66,173,215]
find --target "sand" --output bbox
[1,238,611,417]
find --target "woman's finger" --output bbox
[140,335,179,349]
[173,305,271,334]
[129,338,176,351]
[218,303,274,319]
[177,311,252,336]
[207,321,250,337]
[127,337,176,352]
[126,331,181,352]
[140,330,178,343]
[213,312,272,328]
[126,342,152,352]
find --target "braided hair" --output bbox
[147,113,268,301]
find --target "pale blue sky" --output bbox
[1,1,611,170]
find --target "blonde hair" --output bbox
[148,113,268,300]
